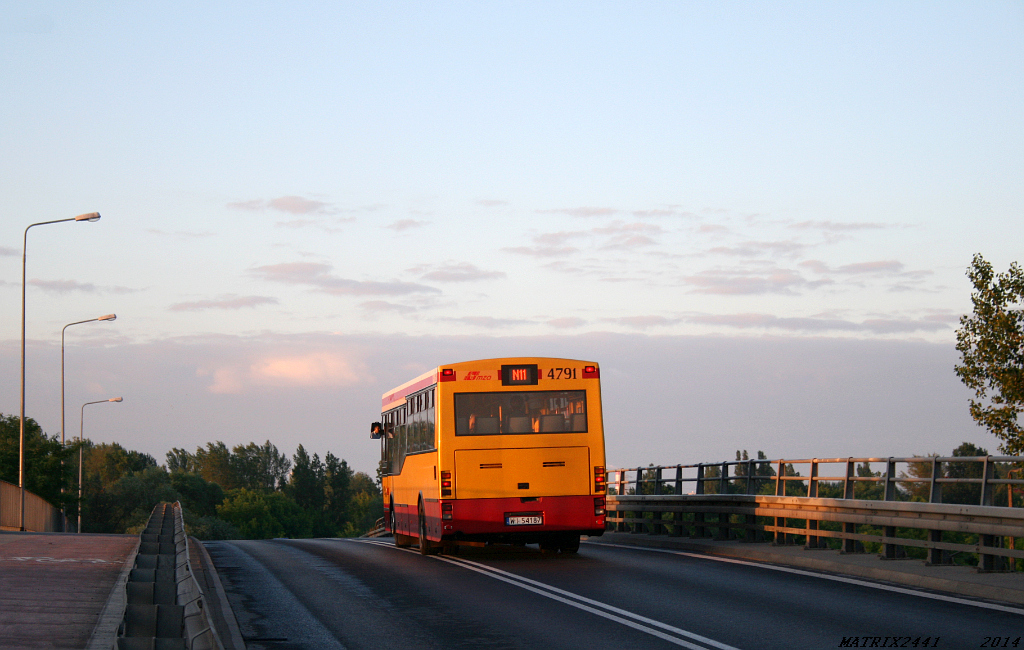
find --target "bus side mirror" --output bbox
[370,421,383,439]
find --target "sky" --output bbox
[1,2,1022,477]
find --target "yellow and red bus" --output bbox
[371,357,607,554]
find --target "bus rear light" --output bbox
[583,365,600,378]
[440,368,456,382]
[594,497,606,516]
[441,470,452,496]
[594,466,606,493]
[441,502,453,520]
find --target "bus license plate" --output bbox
[506,514,543,526]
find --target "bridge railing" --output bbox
[606,455,1024,571]
[0,479,62,532]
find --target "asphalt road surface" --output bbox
[205,537,1024,650]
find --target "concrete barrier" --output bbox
[115,503,224,650]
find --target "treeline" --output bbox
[0,413,382,540]
[631,443,1010,505]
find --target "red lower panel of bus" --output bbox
[389,495,605,542]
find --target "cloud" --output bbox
[442,316,533,329]
[607,316,679,329]
[683,312,950,334]
[146,229,215,240]
[203,350,366,394]
[0,331,979,479]
[28,279,97,293]
[169,296,278,312]
[408,262,505,283]
[386,219,429,232]
[594,221,665,250]
[835,260,904,274]
[631,208,696,218]
[790,220,890,232]
[681,267,829,295]
[593,222,664,236]
[251,352,361,387]
[602,235,659,250]
[801,260,932,284]
[922,311,961,324]
[251,262,440,296]
[226,199,266,211]
[709,240,807,258]
[275,219,319,229]
[537,207,619,218]
[697,224,731,235]
[508,221,670,259]
[503,229,592,257]
[359,301,417,314]
[503,245,579,258]
[547,317,586,328]
[534,231,587,246]
[476,199,509,207]
[799,260,830,274]
[227,196,338,215]
[268,196,335,215]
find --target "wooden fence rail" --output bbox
[607,456,1024,571]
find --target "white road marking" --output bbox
[587,540,1024,616]
[352,539,740,650]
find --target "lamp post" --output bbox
[78,397,122,533]
[61,314,116,531]
[20,212,101,531]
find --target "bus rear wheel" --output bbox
[558,534,580,554]
[418,503,433,556]
[539,535,559,554]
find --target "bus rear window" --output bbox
[454,390,587,436]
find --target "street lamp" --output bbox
[60,314,116,531]
[20,212,101,531]
[78,396,122,533]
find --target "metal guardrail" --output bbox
[607,455,1024,571]
[362,517,389,538]
[0,479,62,532]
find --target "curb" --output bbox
[86,536,140,650]
[193,537,247,650]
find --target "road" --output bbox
[205,537,1024,650]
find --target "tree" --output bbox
[232,440,290,491]
[217,488,308,539]
[288,444,325,511]
[900,455,939,502]
[83,466,179,533]
[956,254,1024,454]
[324,452,352,531]
[193,441,237,488]
[166,448,196,473]
[343,472,383,536]
[170,471,225,518]
[942,442,988,506]
[0,414,75,509]
[82,442,158,489]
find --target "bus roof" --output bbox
[380,357,599,410]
